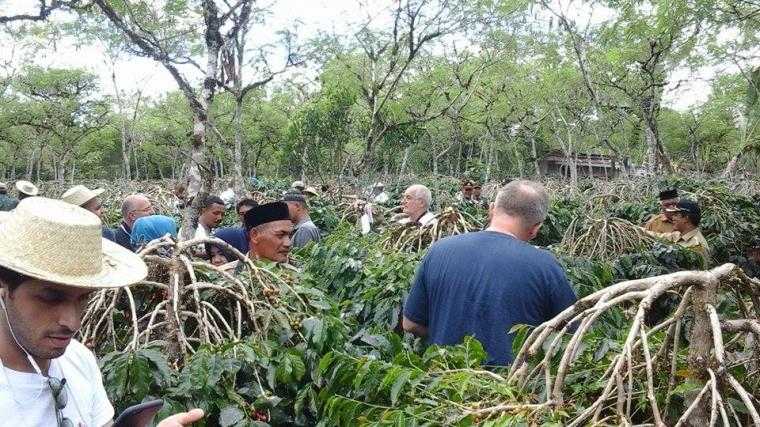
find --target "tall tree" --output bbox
[326,0,500,170]
[88,0,241,240]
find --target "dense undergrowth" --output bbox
[60,176,760,425]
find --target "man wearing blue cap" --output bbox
[645,199,710,267]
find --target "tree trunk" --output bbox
[26,148,35,179]
[721,149,744,178]
[530,132,541,177]
[232,95,245,195]
[399,145,411,176]
[644,123,659,174]
[133,149,140,181]
[179,0,222,241]
[685,275,719,426]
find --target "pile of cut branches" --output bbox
[560,216,656,261]
[80,236,329,363]
[381,206,478,251]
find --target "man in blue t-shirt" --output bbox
[403,180,576,366]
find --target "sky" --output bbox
[0,0,730,111]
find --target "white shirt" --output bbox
[373,192,389,204]
[0,339,114,427]
[399,211,437,227]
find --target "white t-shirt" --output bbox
[0,339,114,427]
[399,211,438,227]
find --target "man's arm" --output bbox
[402,316,428,337]
[102,409,204,427]
[402,254,431,336]
[642,227,681,243]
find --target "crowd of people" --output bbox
[0,175,731,425]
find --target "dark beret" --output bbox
[665,199,700,215]
[244,201,290,230]
[658,188,678,200]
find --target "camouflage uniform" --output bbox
[643,213,675,234]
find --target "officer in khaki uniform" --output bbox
[643,188,679,233]
[645,199,710,267]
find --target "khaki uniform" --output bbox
[646,228,711,267]
[644,213,675,234]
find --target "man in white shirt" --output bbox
[398,184,437,227]
[0,197,203,427]
[179,195,226,257]
[370,182,389,204]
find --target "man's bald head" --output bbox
[493,180,549,231]
[122,194,154,227]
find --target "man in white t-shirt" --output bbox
[398,184,437,227]
[0,197,204,427]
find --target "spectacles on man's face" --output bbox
[49,376,73,427]
[131,205,154,215]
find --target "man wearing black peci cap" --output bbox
[645,199,710,267]
[644,188,679,233]
[244,201,293,263]
[282,191,321,249]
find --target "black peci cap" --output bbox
[658,188,679,200]
[244,201,291,230]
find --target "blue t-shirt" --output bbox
[404,231,576,365]
[213,226,249,254]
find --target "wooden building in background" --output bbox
[539,151,622,178]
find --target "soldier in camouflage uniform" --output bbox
[643,188,679,233]
[645,199,710,268]
[0,182,19,212]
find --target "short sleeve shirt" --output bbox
[292,218,321,248]
[404,231,577,365]
[644,213,675,233]
[0,339,114,426]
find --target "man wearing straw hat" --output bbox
[15,180,39,201]
[0,182,19,212]
[0,197,204,426]
[61,185,116,241]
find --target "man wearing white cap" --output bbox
[62,185,116,242]
[0,197,204,426]
[0,182,19,212]
[61,185,106,219]
[15,180,39,201]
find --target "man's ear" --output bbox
[248,228,259,244]
[528,223,542,240]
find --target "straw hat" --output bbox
[0,197,147,288]
[15,180,39,196]
[303,186,319,197]
[61,185,105,207]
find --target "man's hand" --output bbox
[157,409,204,427]
[402,316,428,337]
